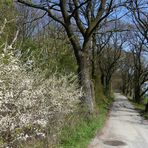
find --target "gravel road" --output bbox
[89,93,148,148]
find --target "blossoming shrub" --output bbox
[0,52,81,147]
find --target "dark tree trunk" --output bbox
[134,84,141,103]
[104,77,111,97]
[125,85,129,96]
[145,102,148,112]
[101,74,105,86]
[129,85,133,97]
[105,81,110,97]
[101,73,107,96]
[122,81,126,94]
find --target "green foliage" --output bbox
[5,0,13,5]
[0,0,12,5]
[144,113,148,119]
[133,102,145,110]
[131,101,148,120]
[0,1,17,50]
[144,96,148,104]
[0,138,4,146]
[20,37,77,74]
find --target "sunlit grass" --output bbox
[131,101,148,120]
[58,98,113,148]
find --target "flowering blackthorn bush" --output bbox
[0,19,82,147]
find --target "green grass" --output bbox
[144,96,148,104]
[58,99,113,148]
[132,102,145,110]
[58,76,114,148]
[131,101,148,120]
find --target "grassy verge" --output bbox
[58,98,114,148]
[130,101,148,120]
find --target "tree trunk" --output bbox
[101,74,105,86]
[129,85,132,97]
[122,80,126,94]
[77,51,95,114]
[134,85,141,103]
[105,81,110,97]
[125,84,129,96]
[145,102,148,112]
[64,25,95,114]
[92,32,96,80]
[103,76,111,97]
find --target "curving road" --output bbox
[89,93,148,148]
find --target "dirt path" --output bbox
[89,93,148,148]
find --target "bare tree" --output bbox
[16,0,118,114]
[127,0,148,41]
[16,4,46,41]
[129,33,148,103]
[98,41,122,96]
[120,51,134,97]
[95,20,127,96]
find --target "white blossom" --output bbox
[0,19,82,147]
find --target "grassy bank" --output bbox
[58,98,113,148]
[131,102,148,120]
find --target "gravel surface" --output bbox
[89,93,148,148]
